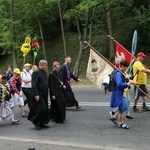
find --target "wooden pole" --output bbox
[84,41,150,99]
[107,35,148,69]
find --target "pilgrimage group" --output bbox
[0,51,150,130]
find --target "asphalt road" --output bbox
[0,87,150,150]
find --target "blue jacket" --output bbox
[110,70,128,108]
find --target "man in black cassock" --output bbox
[28,60,49,130]
[59,56,84,110]
[49,61,66,123]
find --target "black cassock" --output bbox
[49,71,66,123]
[28,68,49,125]
[59,63,78,107]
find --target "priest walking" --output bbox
[59,56,84,110]
[28,60,49,130]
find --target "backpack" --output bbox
[126,61,139,80]
[6,78,15,94]
[5,80,11,92]
[102,70,118,94]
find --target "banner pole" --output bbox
[107,35,148,69]
[108,35,135,59]
[85,41,150,99]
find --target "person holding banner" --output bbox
[110,80,134,120]
[110,60,133,129]
[133,52,150,112]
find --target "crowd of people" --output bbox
[0,56,84,130]
[0,52,149,130]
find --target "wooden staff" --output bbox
[84,41,150,99]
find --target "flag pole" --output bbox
[108,35,148,69]
[84,41,150,99]
[108,35,136,59]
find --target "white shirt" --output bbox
[21,69,32,88]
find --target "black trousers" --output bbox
[22,87,31,109]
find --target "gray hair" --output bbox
[39,60,47,66]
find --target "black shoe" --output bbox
[142,106,150,111]
[33,122,42,130]
[125,115,134,120]
[22,114,28,118]
[110,117,118,125]
[133,108,142,113]
[55,120,64,123]
[119,123,130,129]
[39,124,49,128]
[35,126,42,130]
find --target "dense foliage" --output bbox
[0,0,150,69]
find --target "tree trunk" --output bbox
[10,0,17,68]
[73,19,83,77]
[107,9,114,62]
[73,41,84,77]
[58,0,67,58]
[73,8,96,77]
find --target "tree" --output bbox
[28,0,47,62]
[67,0,135,76]
[10,0,17,68]
[67,1,98,77]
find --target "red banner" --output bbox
[115,43,132,68]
